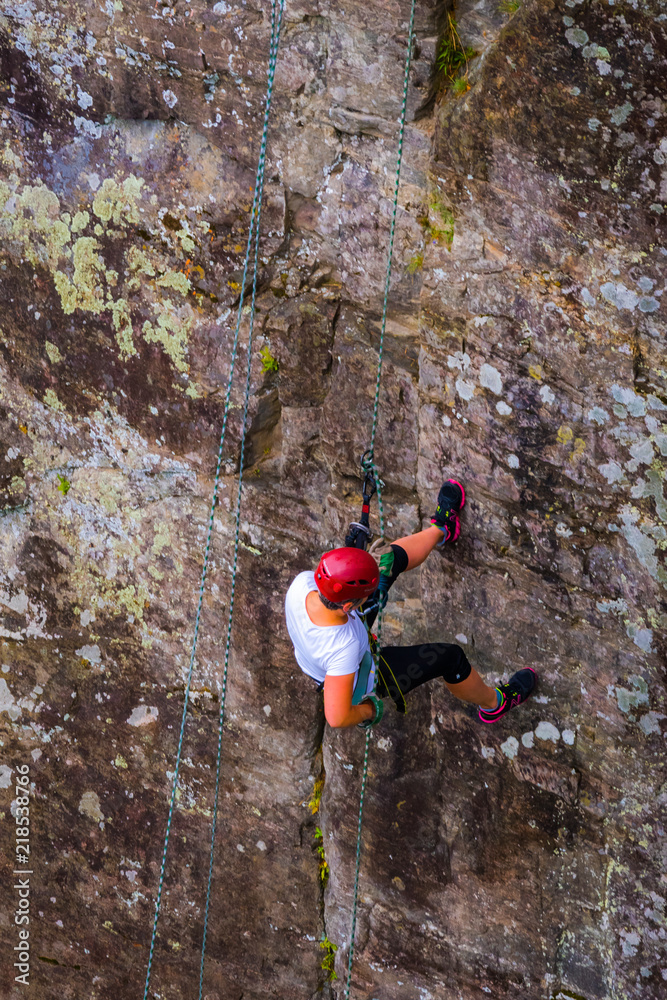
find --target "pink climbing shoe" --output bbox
[431,479,465,545]
[478,668,537,724]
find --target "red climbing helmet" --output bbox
[315,547,379,604]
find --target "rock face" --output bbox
[0,1,666,998]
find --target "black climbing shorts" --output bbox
[375,642,472,709]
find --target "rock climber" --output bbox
[284,479,536,729]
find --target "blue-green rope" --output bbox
[197,1,285,996]
[142,3,284,996]
[343,3,416,997]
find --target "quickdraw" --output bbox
[345,450,382,550]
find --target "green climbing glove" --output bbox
[357,692,384,730]
[368,538,394,609]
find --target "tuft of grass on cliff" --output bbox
[437,13,475,94]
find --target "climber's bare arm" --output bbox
[391,525,444,571]
[323,673,374,728]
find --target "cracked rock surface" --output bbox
[0,1,666,998]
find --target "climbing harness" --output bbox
[342,1,417,996]
[142,3,285,998]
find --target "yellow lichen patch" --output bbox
[114,754,128,769]
[45,341,62,364]
[71,210,90,233]
[142,301,192,373]
[528,364,544,381]
[20,183,60,224]
[111,299,136,358]
[0,174,194,375]
[126,245,155,279]
[53,270,78,313]
[570,438,586,462]
[55,237,105,315]
[98,481,122,515]
[557,425,573,445]
[152,522,170,557]
[93,176,144,227]
[2,182,71,269]
[116,583,150,619]
[184,382,201,399]
[157,270,191,296]
[2,142,22,171]
[43,389,64,411]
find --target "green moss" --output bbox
[498,0,521,13]
[260,345,279,373]
[419,192,455,251]
[308,775,324,815]
[407,252,424,274]
[452,76,470,95]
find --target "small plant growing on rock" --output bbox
[320,937,338,981]
[56,474,71,496]
[437,14,475,91]
[499,0,521,14]
[314,827,330,886]
[259,345,279,373]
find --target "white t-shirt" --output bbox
[284,571,374,697]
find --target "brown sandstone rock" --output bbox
[0,1,665,999]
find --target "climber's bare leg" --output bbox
[445,669,498,711]
[392,526,444,570]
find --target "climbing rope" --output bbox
[343,2,417,997]
[142,3,285,997]
[197,1,285,994]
